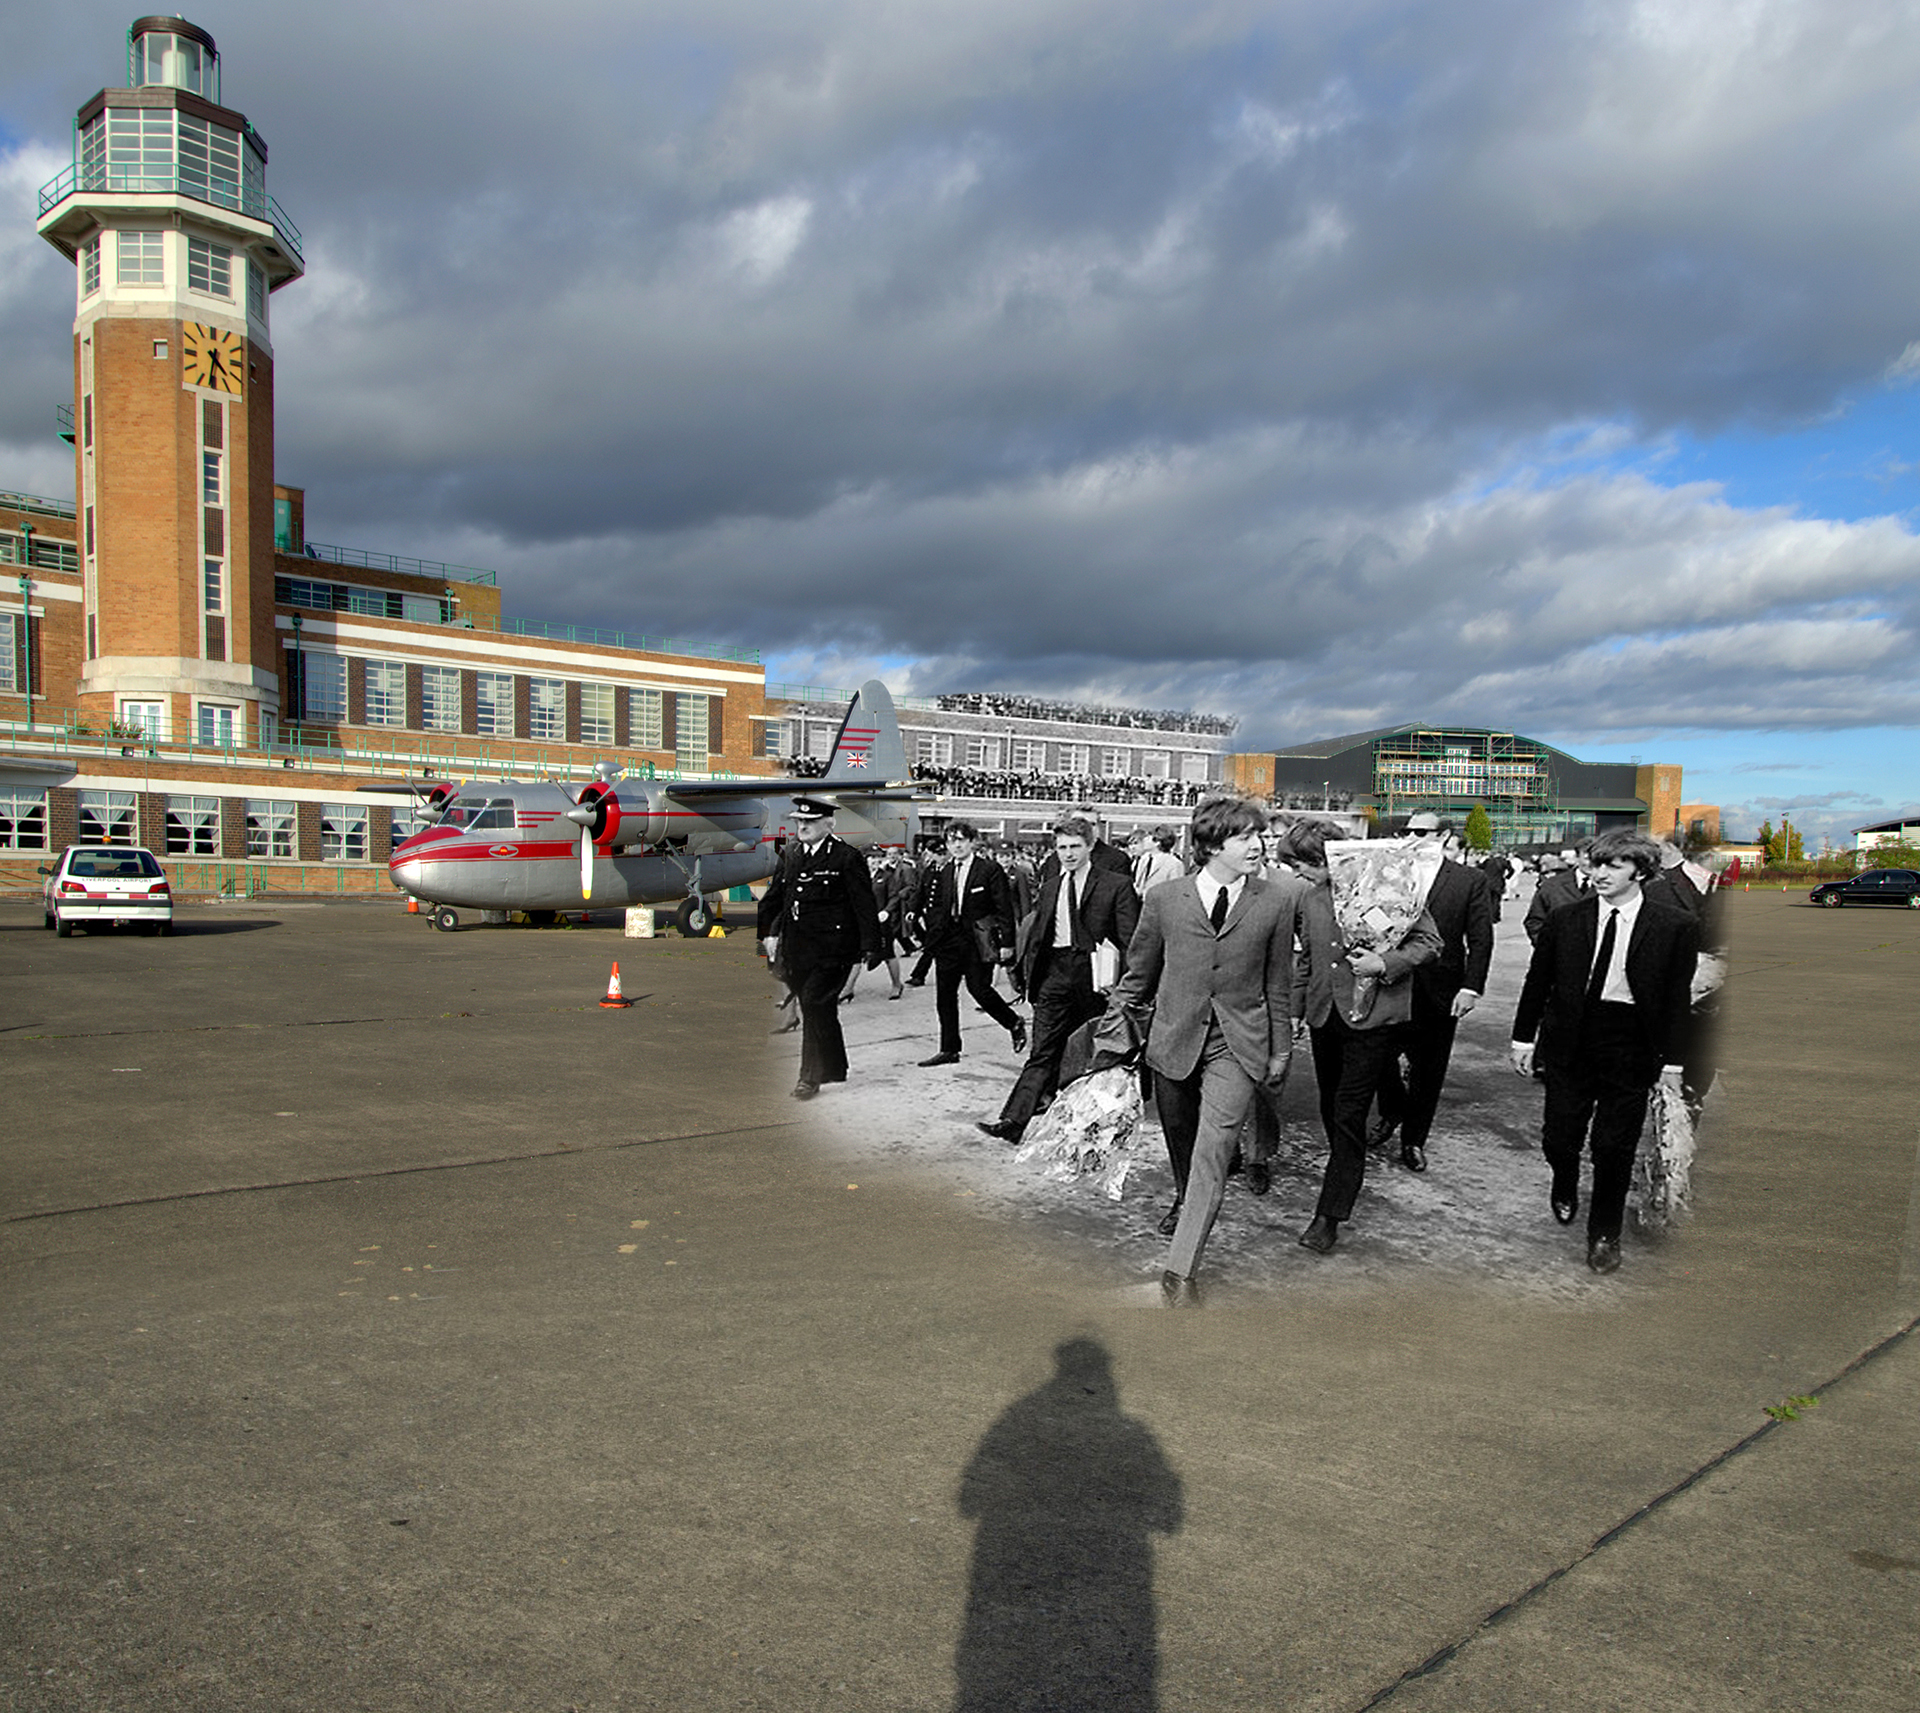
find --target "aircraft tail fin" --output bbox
[821,679,909,784]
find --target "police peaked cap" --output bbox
[790,796,837,819]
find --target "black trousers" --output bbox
[1374,1005,1461,1151]
[789,956,855,1086]
[1541,1003,1652,1243]
[1309,1015,1401,1223]
[935,943,1021,1055]
[997,952,1103,1132]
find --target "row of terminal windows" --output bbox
[79,232,267,315]
[0,787,418,863]
[277,575,451,624]
[0,533,80,574]
[290,653,657,749]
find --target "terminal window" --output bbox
[0,788,47,851]
[319,803,369,863]
[1180,753,1209,783]
[246,801,295,859]
[629,688,663,751]
[364,660,405,727]
[187,237,232,298]
[1009,741,1044,772]
[299,653,346,723]
[527,678,564,741]
[580,684,614,748]
[78,791,137,845]
[0,615,13,691]
[116,230,164,286]
[165,795,220,857]
[420,666,461,733]
[474,673,514,738]
[81,238,101,297]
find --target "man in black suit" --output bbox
[978,815,1140,1143]
[757,797,884,1100]
[918,821,1026,1066]
[1368,814,1494,1172]
[1510,828,1699,1274]
[1524,846,1587,943]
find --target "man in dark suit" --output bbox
[1035,805,1133,888]
[978,815,1140,1143]
[1524,847,1586,943]
[1368,814,1494,1173]
[757,797,884,1100]
[1101,795,1302,1302]
[1510,828,1700,1274]
[918,821,1025,1066]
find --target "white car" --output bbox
[42,845,174,936]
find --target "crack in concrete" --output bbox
[1354,1309,1920,1709]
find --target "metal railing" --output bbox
[37,162,303,262]
[0,490,77,521]
[484,615,760,665]
[55,405,75,444]
[302,542,499,587]
[0,710,732,787]
[766,681,941,710]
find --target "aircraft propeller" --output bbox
[564,784,618,903]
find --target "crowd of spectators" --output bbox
[1275,788,1358,811]
[907,764,1210,808]
[934,691,1237,736]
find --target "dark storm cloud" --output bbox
[6,0,1920,737]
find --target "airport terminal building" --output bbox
[1226,724,1683,847]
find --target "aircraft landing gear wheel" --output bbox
[527,909,557,927]
[433,906,460,933]
[675,897,713,938]
[54,909,73,938]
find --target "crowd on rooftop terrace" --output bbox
[933,692,1237,736]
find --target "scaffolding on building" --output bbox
[1371,729,1580,845]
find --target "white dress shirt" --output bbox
[1591,888,1644,1004]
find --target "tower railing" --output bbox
[38,162,303,263]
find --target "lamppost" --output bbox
[289,610,303,749]
[17,521,32,733]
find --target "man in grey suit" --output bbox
[1100,795,1302,1304]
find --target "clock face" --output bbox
[182,322,244,396]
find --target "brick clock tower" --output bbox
[36,16,303,747]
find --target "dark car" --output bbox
[1809,868,1920,909]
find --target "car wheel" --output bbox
[155,921,172,937]
[675,897,713,938]
[42,910,53,930]
[433,906,460,932]
[1820,892,1842,907]
[1908,894,1920,910]
[54,909,74,937]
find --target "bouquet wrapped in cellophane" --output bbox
[1013,1066,1144,1200]
[1324,838,1444,1023]
[1633,1081,1696,1233]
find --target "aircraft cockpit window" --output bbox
[467,799,518,831]
[441,796,487,829]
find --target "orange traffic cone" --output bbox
[600,961,634,1008]
[406,897,420,914]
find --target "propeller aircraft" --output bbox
[385,679,917,934]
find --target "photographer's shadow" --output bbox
[955,1338,1182,1713]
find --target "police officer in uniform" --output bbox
[758,797,884,1099]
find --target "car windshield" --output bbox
[69,851,163,878]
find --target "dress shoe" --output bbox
[889,987,904,1000]
[1367,1116,1399,1150]
[1298,1214,1339,1254]
[1010,1018,1028,1054]
[976,1120,1023,1143]
[1400,1142,1428,1173]
[905,976,926,988]
[1245,1160,1271,1196]
[770,1014,800,1035]
[918,1051,961,1067]
[792,1080,819,1100]
[1586,1236,1621,1275]
[1550,1183,1578,1226]
[1157,1199,1184,1237]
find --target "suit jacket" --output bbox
[1412,859,1495,1015]
[1105,873,1302,1083]
[1511,891,1699,1082]
[1293,880,1442,1031]
[921,854,1017,956]
[1017,864,1141,988]
[1524,870,1585,944]
[1036,841,1136,891]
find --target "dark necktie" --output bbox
[1585,908,1618,1005]
[1210,885,1230,932]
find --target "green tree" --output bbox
[1463,803,1493,853]
[1863,839,1920,871]
[1785,824,1805,863]
[1756,820,1776,862]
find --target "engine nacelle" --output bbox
[575,780,669,849]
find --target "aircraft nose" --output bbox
[563,805,595,828]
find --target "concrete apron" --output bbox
[1,892,1914,1710]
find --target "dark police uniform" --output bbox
[758,825,883,1093]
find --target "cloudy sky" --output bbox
[5,0,1919,842]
